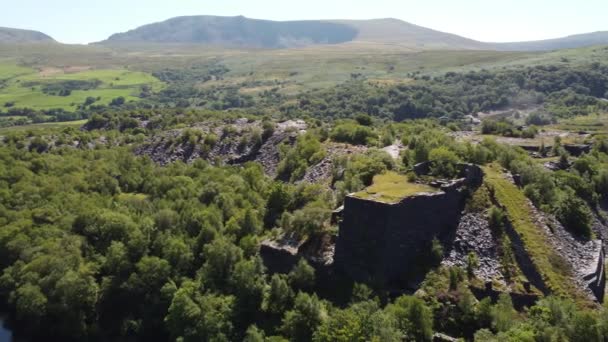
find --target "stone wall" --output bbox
[563,144,592,157]
[260,239,301,274]
[334,164,483,288]
[584,245,605,302]
[470,285,539,310]
[260,233,336,275]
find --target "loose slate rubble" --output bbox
[442,213,505,283]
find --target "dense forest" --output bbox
[286,63,608,121]
[2,45,608,342]
[3,61,608,129]
[0,104,607,341]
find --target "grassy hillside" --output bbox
[0,119,87,133]
[99,15,608,52]
[102,15,358,48]
[332,18,487,49]
[102,15,492,50]
[0,40,605,113]
[0,27,54,43]
[0,63,162,110]
[0,42,535,94]
[494,31,608,51]
[483,165,589,304]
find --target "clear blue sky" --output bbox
[3,0,607,44]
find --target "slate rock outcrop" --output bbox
[134,119,307,176]
[260,233,336,274]
[334,164,483,288]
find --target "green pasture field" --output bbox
[0,41,606,113]
[0,60,163,110]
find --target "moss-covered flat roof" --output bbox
[352,171,439,203]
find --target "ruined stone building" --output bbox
[334,164,483,288]
[261,162,605,304]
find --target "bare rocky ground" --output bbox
[529,199,604,300]
[134,118,307,176]
[442,213,505,283]
[135,118,375,184]
[381,140,404,160]
[300,143,368,184]
[443,172,606,301]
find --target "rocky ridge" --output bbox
[134,118,307,176]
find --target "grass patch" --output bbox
[551,112,608,134]
[353,171,438,203]
[0,119,87,133]
[0,62,34,79]
[0,64,163,110]
[483,164,590,305]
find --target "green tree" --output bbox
[229,257,266,324]
[201,237,244,290]
[265,274,294,316]
[243,325,266,342]
[264,183,292,228]
[428,146,460,178]
[289,259,316,291]
[281,292,326,342]
[492,293,517,332]
[289,206,331,237]
[14,283,47,323]
[165,281,235,342]
[568,311,601,342]
[386,295,433,341]
[554,194,592,239]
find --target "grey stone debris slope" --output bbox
[442,213,505,283]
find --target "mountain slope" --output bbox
[332,18,487,49]
[493,31,608,51]
[0,27,55,43]
[101,15,488,49]
[103,16,358,48]
[100,15,608,51]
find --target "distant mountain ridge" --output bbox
[103,16,359,48]
[100,15,489,49]
[100,15,608,51]
[0,27,55,43]
[330,18,487,49]
[493,31,608,51]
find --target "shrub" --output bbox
[428,147,460,178]
[289,259,316,290]
[331,123,376,145]
[386,295,434,341]
[355,113,373,126]
[492,293,517,332]
[467,252,479,279]
[289,206,331,238]
[488,206,506,235]
[553,195,592,239]
[526,112,554,126]
[430,237,444,266]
